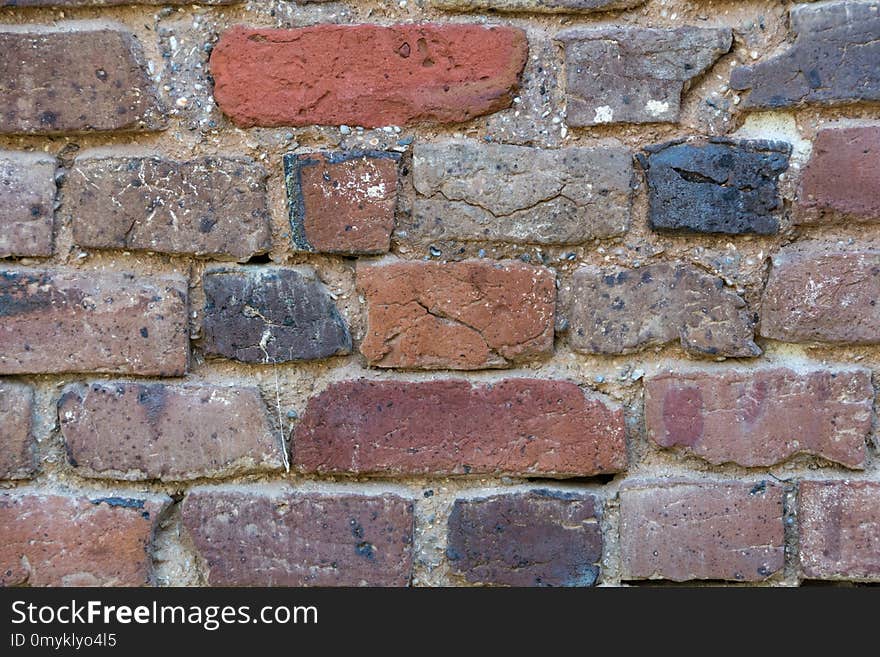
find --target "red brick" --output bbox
[294,379,626,477]
[796,125,880,224]
[0,382,35,479]
[0,490,170,586]
[620,480,785,582]
[0,152,56,258]
[645,366,872,468]
[59,382,283,481]
[0,268,188,376]
[358,260,555,369]
[210,24,527,128]
[182,487,414,586]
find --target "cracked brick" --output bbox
[0,151,56,258]
[0,381,36,479]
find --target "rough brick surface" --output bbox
[799,480,880,580]
[0,26,164,134]
[0,152,56,258]
[557,26,731,126]
[644,139,790,235]
[567,263,760,357]
[446,491,602,587]
[645,367,872,468]
[210,24,528,128]
[3,1,235,4]
[182,488,414,586]
[66,155,271,260]
[294,379,626,477]
[731,2,880,110]
[620,481,785,582]
[59,382,282,481]
[760,246,880,344]
[796,125,880,224]
[431,0,643,12]
[407,141,632,246]
[0,382,35,479]
[0,268,188,375]
[0,490,170,586]
[285,151,399,255]
[358,260,556,369]
[201,267,351,364]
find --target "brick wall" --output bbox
[1,0,879,587]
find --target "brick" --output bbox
[294,379,626,477]
[799,481,880,580]
[620,481,785,582]
[731,2,880,110]
[0,152,56,257]
[66,155,271,260]
[796,125,880,224]
[210,24,527,128]
[0,381,35,479]
[3,1,235,4]
[406,141,632,246]
[59,382,282,481]
[645,366,872,469]
[201,267,351,364]
[567,263,760,357]
[358,260,555,369]
[182,488,414,586]
[760,245,880,344]
[644,139,790,235]
[285,151,399,255]
[431,0,642,11]
[447,491,602,587]
[557,26,731,126]
[0,268,188,375]
[0,490,170,586]
[0,25,164,134]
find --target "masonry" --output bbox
[0,0,879,587]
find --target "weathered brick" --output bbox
[567,263,760,357]
[0,268,188,375]
[0,152,56,258]
[557,26,731,126]
[59,382,282,481]
[760,245,880,344]
[66,155,271,260]
[0,25,164,134]
[3,1,235,4]
[645,366,872,468]
[182,488,414,586]
[201,267,351,364]
[731,1,880,110]
[796,125,880,224]
[406,141,632,246]
[431,0,642,11]
[210,24,527,128]
[285,151,399,255]
[0,490,170,586]
[799,480,880,580]
[620,480,785,582]
[447,491,602,587]
[294,379,626,477]
[0,381,35,479]
[358,260,555,369]
[644,139,790,235]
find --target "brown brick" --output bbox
[66,155,271,260]
[0,25,164,134]
[182,487,414,586]
[799,480,880,580]
[446,491,603,587]
[285,151,399,255]
[0,152,56,257]
[0,268,188,376]
[0,381,35,479]
[294,379,626,477]
[59,382,282,481]
[645,366,873,469]
[430,0,643,12]
[620,480,785,582]
[0,490,170,586]
[760,245,880,345]
[358,260,556,369]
